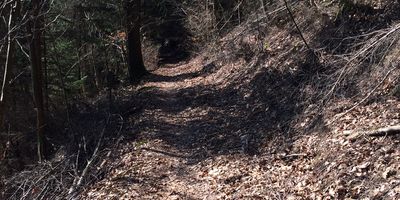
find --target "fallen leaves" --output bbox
[79,31,400,200]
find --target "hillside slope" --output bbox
[82,25,400,200]
[3,1,400,199]
[82,58,399,199]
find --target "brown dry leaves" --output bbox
[81,6,400,198]
[82,56,400,199]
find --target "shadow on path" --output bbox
[117,54,328,164]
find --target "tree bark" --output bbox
[43,28,49,113]
[29,0,46,162]
[84,44,97,97]
[0,0,18,131]
[125,0,147,83]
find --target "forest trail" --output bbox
[83,54,400,199]
[86,57,260,199]
[83,57,281,199]
[3,1,400,199]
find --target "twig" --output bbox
[324,22,400,103]
[67,115,111,199]
[283,0,312,51]
[329,65,397,125]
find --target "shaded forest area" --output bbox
[1,0,400,199]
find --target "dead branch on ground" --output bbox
[343,125,400,141]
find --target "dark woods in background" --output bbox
[0,0,147,162]
[0,0,258,163]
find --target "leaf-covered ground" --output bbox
[1,1,399,199]
[81,2,400,198]
[81,50,400,199]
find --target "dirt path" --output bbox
[82,57,400,199]
[83,58,274,199]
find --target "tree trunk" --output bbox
[29,0,46,162]
[0,0,18,131]
[43,28,49,113]
[125,0,147,83]
[80,44,97,97]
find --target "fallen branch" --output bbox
[365,126,400,137]
[344,125,400,141]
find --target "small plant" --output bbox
[263,42,270,51]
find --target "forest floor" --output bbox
[1,2,400,199]
[81,50,400,199]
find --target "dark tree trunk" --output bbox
[125,0,147,83]
[43,28,49,113]
[29,0,46,162]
